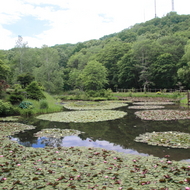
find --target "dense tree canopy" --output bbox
[177,40,190,88]
[2,12,190,93]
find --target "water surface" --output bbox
[11,103,190,162]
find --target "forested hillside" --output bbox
[1,12,190,94]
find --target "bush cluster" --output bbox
[39,100,49,109]
[8,93,24,105]
[0,100,18,116]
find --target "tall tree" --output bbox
[34,45,64,93]
[68,69,83,90]
[96,40,131,89]
[151,53,177,88]
[132,38,161,91]
[177,40,190,88]
[117,50,139,89]
[14,35,28,73]
[80,60,108,91]
[0,59,11,97]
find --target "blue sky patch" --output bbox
[3,15,51,37]
[98,14,114,23]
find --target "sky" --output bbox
[0,0,190,50]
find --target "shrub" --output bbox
[91,97,107,101]
[8,93,24,105]
[86,90,99,97]
[86,89,113,99]
[0,100,16,116]
[25,81,45,101]
[19,101,33,109]
[39,100,49,109]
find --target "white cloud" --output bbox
[61,136,148,156]
[0,0,190,50]
[0,25,16,49]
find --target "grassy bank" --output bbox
[18,92,63,116]
[112,91,185,99]
[112,91,189,105]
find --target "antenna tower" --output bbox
[172,0,174,11]
[154,0,157,18]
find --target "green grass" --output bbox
[18,92,63,116]
[112,91,185,99]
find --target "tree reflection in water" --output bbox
[11,103,190,162]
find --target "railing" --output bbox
[115,88,188,93]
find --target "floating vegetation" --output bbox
[63,101,127,110]
[123,97,176,102]
[34,128,83,138]
[0,116,20,122]
[0,122,190,189]
[133,102,174,105]
[0,122,35,135]
[135,110,190,121]
[135,131,190,149]
[128,105,165,109]
[36,110,127,123]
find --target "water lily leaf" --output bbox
[134,131,190,149]
[34,128,83,138]
[36,110,127,123]
[63,101,128,110]
[135,109,190,121]
[0,116,20,122]
[128,105,164,109]
[1,122,190,189]
[133,102,174,105]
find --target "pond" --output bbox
[11,103,190,163]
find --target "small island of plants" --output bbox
[34,128,83,138]
[36,110,127,123]
[128,105,165,109]
[135,110,190,121]
[135,131,190,149]
[63,101,128,110]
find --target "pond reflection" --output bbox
[11,103,190,162]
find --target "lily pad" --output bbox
[135,110,190,121]
[63,101,128,110]
[34,128,83,138]
[135,131,190,149]
[0,122,36,135]
[0,116,20,122]
[36,110,127,123]
[128,105,164,109]
[133,102,174,105]
[123,97,176,102]
[0,122,190,189]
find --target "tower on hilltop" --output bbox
[154,0,157,18]
[172,0,175,11]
